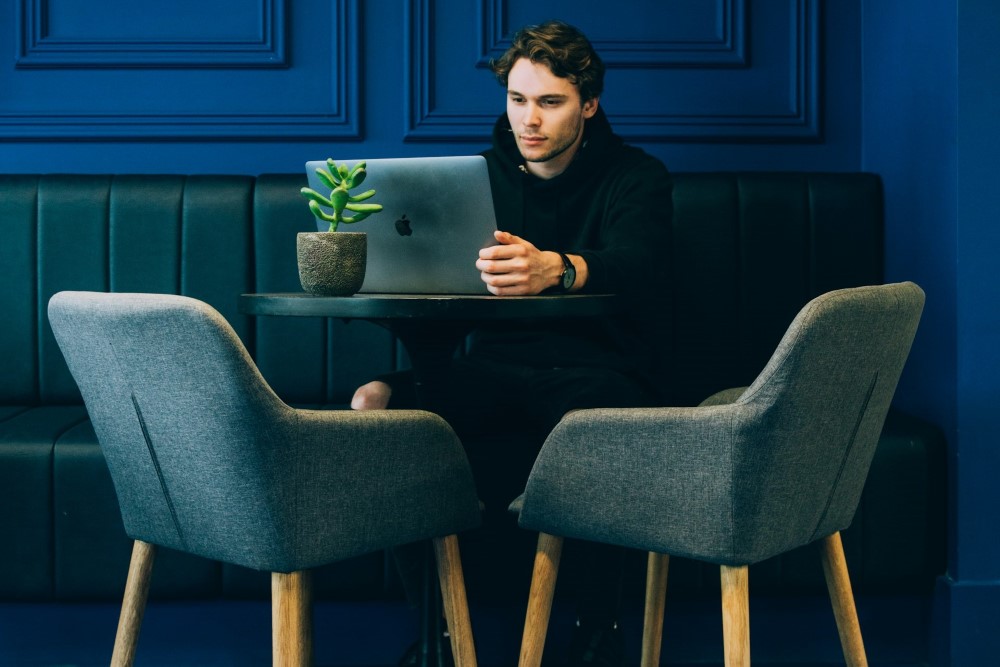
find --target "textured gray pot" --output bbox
[296,231,367,296]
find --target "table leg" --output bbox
[386,320,472,413]
[414,541,446,667]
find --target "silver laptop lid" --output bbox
[305,155,498,294]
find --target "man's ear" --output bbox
[582,97,599,119]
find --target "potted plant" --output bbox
[297,159,384,296]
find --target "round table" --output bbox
[239,292,619,321]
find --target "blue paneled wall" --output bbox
[1,0,860,172]
[1,1,996,664]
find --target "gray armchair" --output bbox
[513,282,925,667]
[48,291,482,667]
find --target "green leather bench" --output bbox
[0,173,946,603]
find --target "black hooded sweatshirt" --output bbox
[469,107,673,395]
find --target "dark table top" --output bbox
[239,292,620,321]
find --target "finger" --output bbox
[480,270,527,287]
[476,258,500,274]
[480,244,526,260]
[477,255,530,273]
[496,230,534,249]
[483,280,532,297]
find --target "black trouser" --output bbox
[382,356,657,623]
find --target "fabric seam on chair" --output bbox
[130,392,188,550]
[809,371,878,543]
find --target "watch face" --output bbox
[562,264,576,290]
[558,253,575,291]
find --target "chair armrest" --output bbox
[518,405,740,561]
[279,407,482,567]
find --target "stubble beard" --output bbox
[519,116,583,164]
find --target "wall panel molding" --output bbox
[478,0,747,68]
[407,0,821,143]
[16,0,288,69]
[617,0,821,142]
[1,0,361,140]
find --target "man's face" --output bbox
[506,57,598,179]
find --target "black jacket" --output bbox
[471,107,673,393]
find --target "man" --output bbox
[354,20,672,666]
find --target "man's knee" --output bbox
[351,380,392,410]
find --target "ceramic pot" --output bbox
[296,231,367,296]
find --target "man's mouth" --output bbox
[520,135,546,147]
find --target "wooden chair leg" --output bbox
[821,532,869,667]
[641,552,669,667]
[720,565,750,667]
[272,570,313,667]
[433,534,478,667]
[111,540,156,667]
[518,532,564,667]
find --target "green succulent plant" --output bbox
[301,159,384,232]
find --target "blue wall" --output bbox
[951,0,1000,662]
[1,0,862,173]
[862,1,1000,664]
[1,1,996,664]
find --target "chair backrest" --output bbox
[50,290,483,573]
[47,291,295,566]
[728,281,924,562]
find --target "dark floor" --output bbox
[0,594,930,666]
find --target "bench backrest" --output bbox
[0,172,882,408]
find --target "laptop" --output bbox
[304,155,498,294]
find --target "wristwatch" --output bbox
[557,252,576,292]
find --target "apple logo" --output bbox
[394,214,413,236]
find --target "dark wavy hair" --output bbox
[490,20,605,102]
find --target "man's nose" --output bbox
[522,103,541,127]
